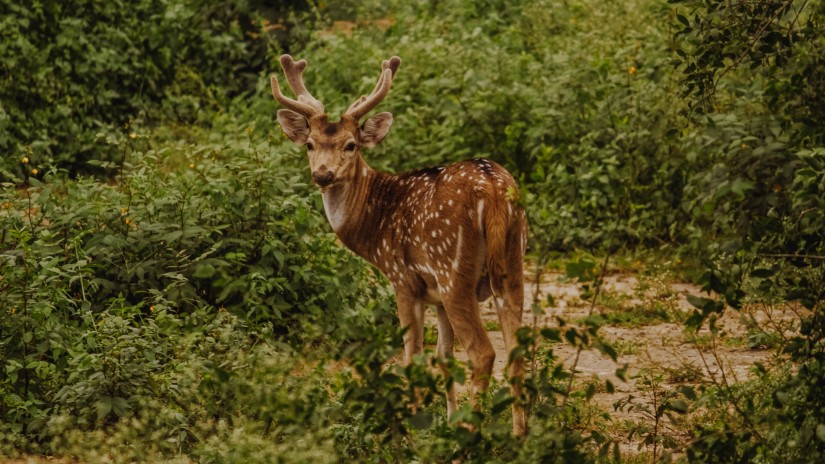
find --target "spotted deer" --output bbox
[270,54,528,436]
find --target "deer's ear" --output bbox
[277,109,310,144]
[359,112,393,147]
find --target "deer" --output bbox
[270,54,528,436]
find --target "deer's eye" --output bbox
[344,142,357,152]
[306,142,315,151]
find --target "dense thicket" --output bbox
[1,0,823,462]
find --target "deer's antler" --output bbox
[344,56,401,120]
[270,55,325,117]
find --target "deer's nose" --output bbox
[312,169,335,187]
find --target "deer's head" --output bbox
[271,55,401,189]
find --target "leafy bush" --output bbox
[0,0,301,179]
[1,0,824,461]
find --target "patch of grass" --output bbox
[609,338,641,356]
[596,288,633,312]
[722,335,747,349]
[597,303,673,327]
[664,360,705,383]
[685,333,712,351]
[686,331,745,352]
[484,320,501,331]
[424,324,439,345]
[566,394,612,430]
[747,328,782,350]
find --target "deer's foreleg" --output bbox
[396,289,425,365]
[436,304,457,418]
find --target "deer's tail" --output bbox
[484,198,510,298]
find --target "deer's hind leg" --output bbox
[444,276,496,404]
[495,214,527,436]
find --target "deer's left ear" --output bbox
[359,112,393,147]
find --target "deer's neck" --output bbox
[320,157,395,262]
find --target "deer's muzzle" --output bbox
[312,170,335,187]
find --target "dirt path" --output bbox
[423,267,794,452]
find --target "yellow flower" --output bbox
[245,127,253,136]
[121,207,128,215]
[21,156,29,164]
[189,163,195,169]
[628,66,637,75]
[30,168,38,175]
[124,217,132,225]
[150,306,155,312]
[740,143,749,149]
[129,133,137,139]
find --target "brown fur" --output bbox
[271,55,528,436]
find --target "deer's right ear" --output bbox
[276,109,310,144]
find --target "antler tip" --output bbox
[383,56,401,76]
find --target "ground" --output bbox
[423,266,797,456]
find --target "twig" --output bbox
[711,0,796,95]
[562,251,613,405]
[759,253,825,260]
[787,0,810,40]
[693,331,764,441]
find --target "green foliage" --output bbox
[0,0,824,461]
[614,370,694,462]
[0,0,309,179]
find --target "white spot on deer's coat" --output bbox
[452,226,464,270]
[362,167,367,177]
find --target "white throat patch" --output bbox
[321,188,348,233]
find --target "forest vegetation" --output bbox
[1,0,823,462]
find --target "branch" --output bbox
[759,253,825,260]
[711,0,796,95]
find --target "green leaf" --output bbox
[668,399,688,413]
[616,364,629,381]
[687,294,715,311]
[112,396,130,417]
[95,397,113,420]
[492,396,514,415]
[193,264,216,278]
[409,410,433,430]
